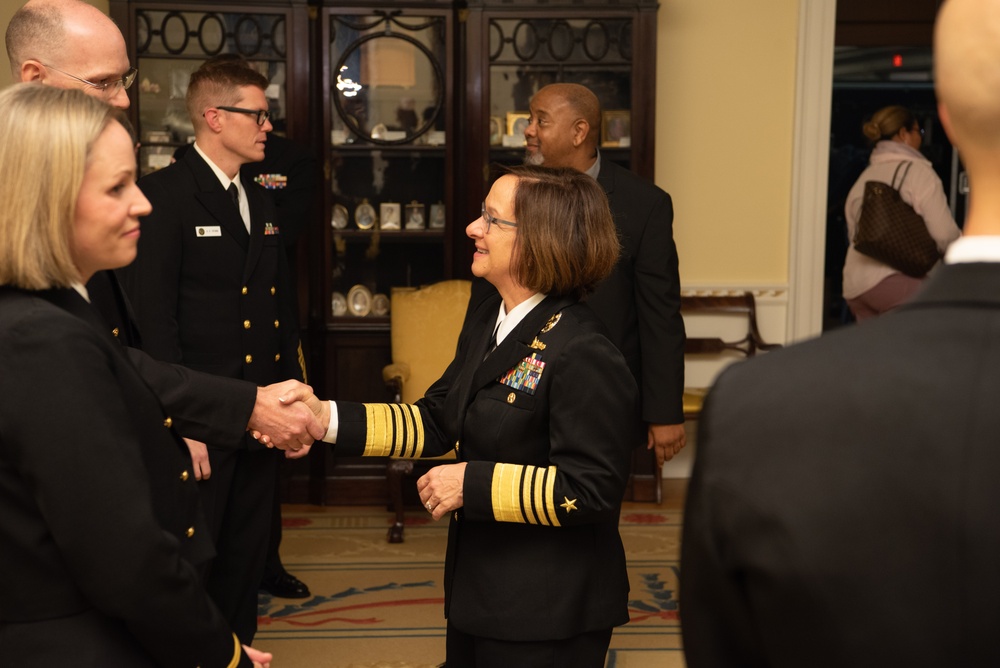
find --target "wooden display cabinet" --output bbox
[308,2,456,504]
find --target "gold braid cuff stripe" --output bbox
[491,463,561,526]
[362,403,425,458]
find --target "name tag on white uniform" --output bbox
[195,225,222,237]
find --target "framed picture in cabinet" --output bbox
[355,200,376,230]
[489,116,503,146]
[429,202,446,229]
[601,110,631,147]
[331,291,347,317]
[347,284,373,317]
[506,111,530,137]
[405,202,426,230]
[331,203,349,230]
[380,202,401,231]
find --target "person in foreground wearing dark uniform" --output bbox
[0,83,271,668]
[281,166,639,667]
[5,0,323,457]
[121,61,303,644]
[522,83,686,467]
[680,1,1000,665]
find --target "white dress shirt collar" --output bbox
[944,235,1000,263]
[492,292,547,346]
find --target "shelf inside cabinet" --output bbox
[332,230,448,242]
[326,317,391,332]
[330,144,448,155]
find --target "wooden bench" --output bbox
[628,293,783,503]
[680,292,782,421]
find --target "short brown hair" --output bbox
[185,61,269,129]
[0,84,125,289]
[505,164,620,299]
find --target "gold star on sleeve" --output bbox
[560,497,578,513]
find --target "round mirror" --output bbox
[332,33,444,146]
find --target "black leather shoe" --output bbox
[259,570,311,598]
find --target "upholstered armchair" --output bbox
[382,280,471,542]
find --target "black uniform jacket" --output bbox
[336,292,641,640]
[681,262,1000,667]
[593,159,685,424]
[122,148,302,448]
[85,268,256,448]
[468,160,685,427]
[0,287,249,667]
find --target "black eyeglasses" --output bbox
[43,63,137,96]
[216,106,271,126]
[481,202,517,233]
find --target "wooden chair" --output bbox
[382,280,471,543]
[657,293,782,499]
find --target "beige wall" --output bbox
[1,0,107,85]
[658,0,800,287]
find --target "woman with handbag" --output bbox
[843,105,961,321]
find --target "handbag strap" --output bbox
[891,161,913,190]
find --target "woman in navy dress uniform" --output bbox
[316,165,640,667]
[0,85,269,668]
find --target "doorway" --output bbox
[822,45,964,331]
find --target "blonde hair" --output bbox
[0,83,123,289]
[862,105,918,144]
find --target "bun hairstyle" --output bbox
[862,105,918,144]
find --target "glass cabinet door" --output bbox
[459,1,659,270]
[319,7,454,327]
[488,17,636,167]
[111,2,308,177]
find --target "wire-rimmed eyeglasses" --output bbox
[43,63,137,96]
[217,106,272,126]
[481,202,517,233]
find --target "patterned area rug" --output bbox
[254,506,683,668]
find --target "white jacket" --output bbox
[843,140,961,298]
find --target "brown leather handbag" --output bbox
[853,161,942,277]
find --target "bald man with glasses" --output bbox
[6,0,135,109]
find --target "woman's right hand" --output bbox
[417,462,468,520]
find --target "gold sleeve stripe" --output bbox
[362,403,425,458]
[522,465,537,524]
[543,465,561,526]
[227,633,242,668]
[491,463,561,526]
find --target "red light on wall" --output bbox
[893,54,904,68]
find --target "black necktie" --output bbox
[484,322,500,360]
[228,182,240,209]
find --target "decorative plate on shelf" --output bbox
[372,293,390,316]
[331,203,348,229]
[347,284,373,317]
[331,291,347,317]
